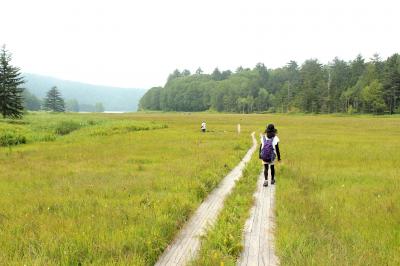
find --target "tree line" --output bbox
[24,89,105,113]
[0,45,104,118]
[139,53,400,114]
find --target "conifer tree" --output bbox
[0,45,25,118]
[383,54,400,114]
[43,86,65,112]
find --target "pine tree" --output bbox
[43,86,65,112]
[195,67,203,75]
[0,45,25,118]
[211,68,223,81]
[383,54,400,114]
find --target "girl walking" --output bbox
[259,124,281,187]
[201,121,206,132]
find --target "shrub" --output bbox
[87,121,167,136]
[54,121,81,135]
[4,120,29,125]
[0,131,27,146]
[33,133,57,142]
[86,119,98,126]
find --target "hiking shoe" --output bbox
[271,179,275,185]
[263,180,268,187]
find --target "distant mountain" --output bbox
[23,73,148,111]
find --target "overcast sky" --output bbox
[1,0,399,89]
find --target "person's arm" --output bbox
[275,143,281,161]
[259,144,262,159]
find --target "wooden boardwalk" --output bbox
[155,132,257,266]
[238,171,279,266]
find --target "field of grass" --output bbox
[0,112,167,146]
[191,114,399,265]
[192,148,261,265]
[0,113,252,265]
[273,115,400,265]
[1,112,399,265]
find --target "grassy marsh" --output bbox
[191,114,400,265]
[192,149,261,265]
[1,112,399,265]
[0,113,251,265]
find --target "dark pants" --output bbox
[264,164,275,181]
[201,129,206,133]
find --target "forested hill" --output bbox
[139,53,400,114]
[24,73,147,111]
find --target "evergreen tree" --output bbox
[371,53,384,77]
[221,70,232,80]
[182,69,191,76]
[0,45,25,118]
[329,57,350,112]
[255,63,269,89]
[383,54,400,114]
[139,53,400,114]
[43,86,65,112]
[350,54,366,86]
[166,69,182,84]
[297,59,325,113]
[211,68,223,81]
[236,66,244,73]
[195,67,203,75]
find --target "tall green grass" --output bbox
[0,112,251,265]
[0,113,167,146]
[192,149,261,265]
[1,113,399,265]
[190,114,400,265]
[0,126,27,146]
[271,115,400,265]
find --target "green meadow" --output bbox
[0,113,251,265]
[192,114,400,266]
[274,115,400,265]
[1,112,399,265]
[193,150,261,265]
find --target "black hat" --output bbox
[265,123,277,133]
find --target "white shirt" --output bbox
[260,135,279,153]
[201,122,206,129]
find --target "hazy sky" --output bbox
[1,0,399,89]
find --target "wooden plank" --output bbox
[155,132,257,266]
[238,168,279,266]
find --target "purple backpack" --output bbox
[260,136,276,162]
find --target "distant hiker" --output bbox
[259,124,281,187]
[201,121,206,132]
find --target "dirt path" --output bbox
[238,170,279,266]
[155,132,257,266]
